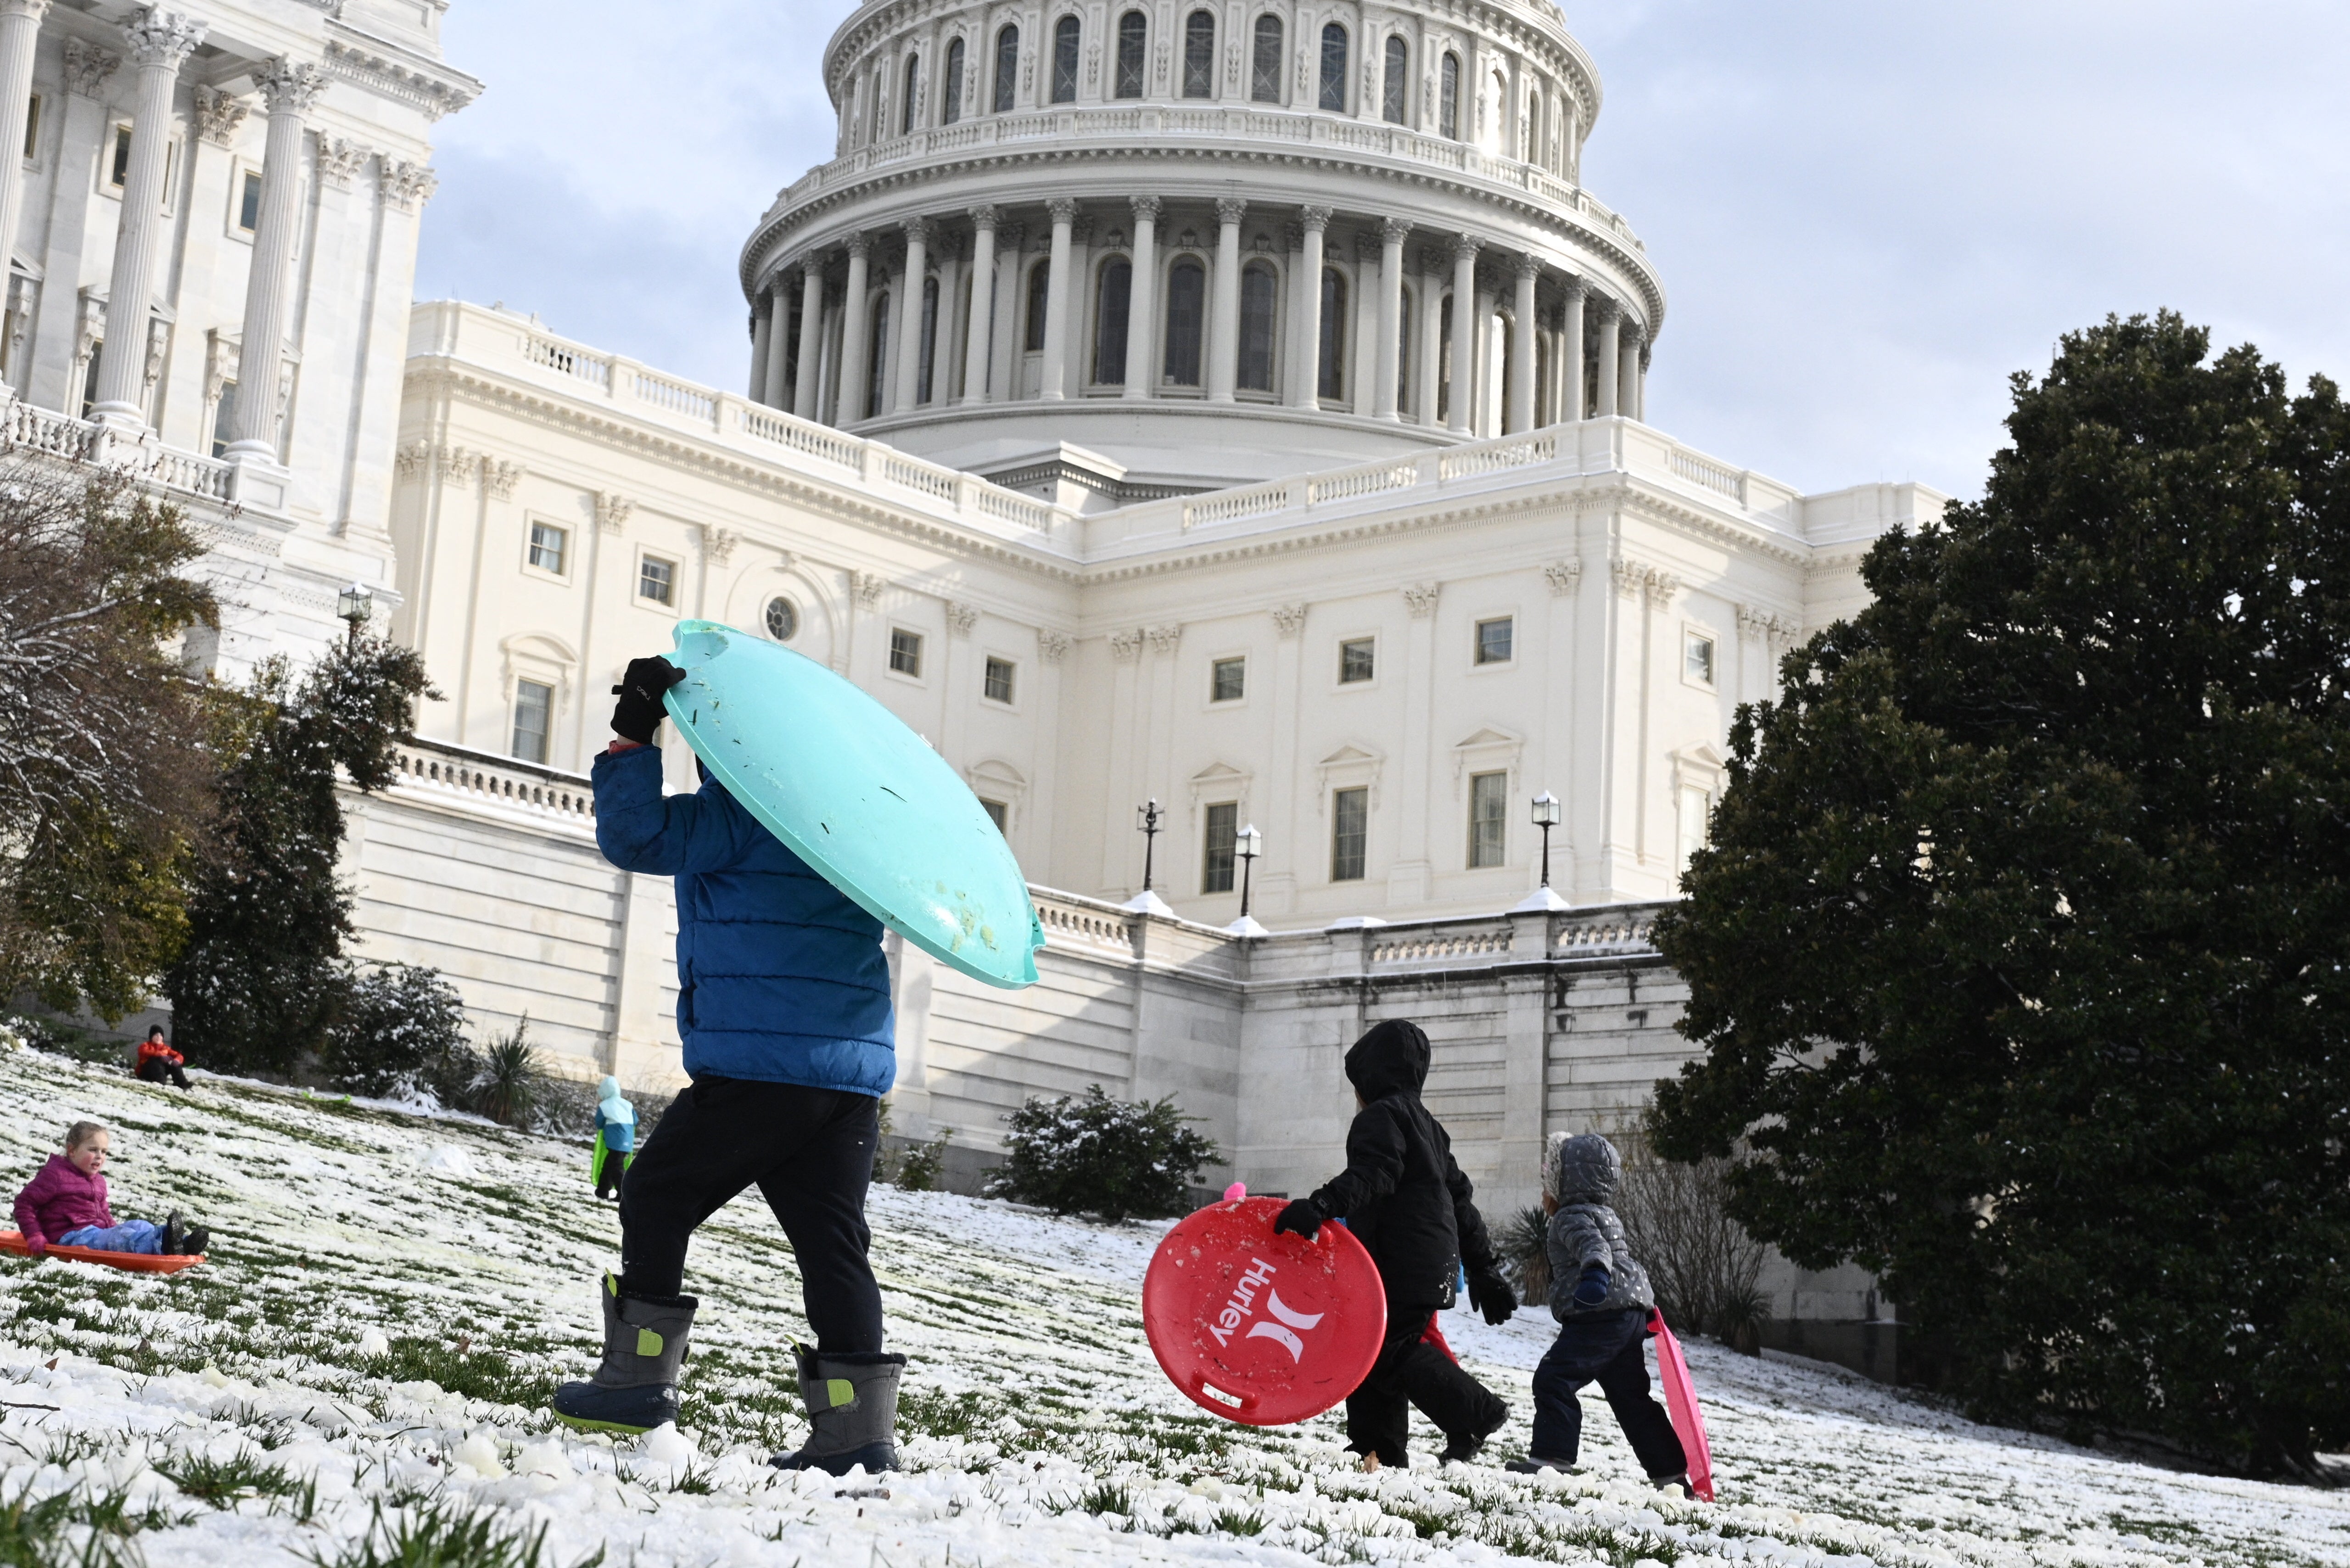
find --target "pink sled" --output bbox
[1647,1310,1715,1501]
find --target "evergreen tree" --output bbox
[986,1085,1220,1223]
[164,636,432,1073]
[1652,313,2350,1475]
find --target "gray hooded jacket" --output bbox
[1545,1134,1656,1321]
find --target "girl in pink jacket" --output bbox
[11,1121,206,1256]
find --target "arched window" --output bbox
[1250,15,1282,102]
[1488,69,1507,150]
[1318,267,1346,401]
[1052,16,1080,103]
[1439,51,1460,139]
[902,54,921,133]
[917,275,941,403]
[1024,260,1051,352]
[994,25,1019,112]
[1382,36,1407,123]
[941,37,966,124]
[866,291,890,417]
[1163,258,1205,386]
[1183,10,1215,98]
[1238,262,1278,392]
[1319,23,1348,112]
[1094,259,1132,384]
[1115,11,1146,98]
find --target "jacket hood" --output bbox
[1344,1019,1431,1101]
[598,1076,621,1101]
[1553,1134,1621,1206]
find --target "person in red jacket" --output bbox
[11,1121,206,1256]
[134,1027,190,1090]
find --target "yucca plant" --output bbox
[472,1018,540,1127]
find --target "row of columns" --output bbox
[748,200,1651,435]
[0,2,318,475]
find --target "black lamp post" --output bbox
[1235,823,1263,920]
[1532,790,1561,888]
[336,582,374,647]
[1137,798,1164,892]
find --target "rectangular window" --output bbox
[1684,630,1716,687]
[984,655,1015,704]
[1677,784,1710,887]
[1475,616,1514,665]
[638,554,675,605]
[1331,787,1368,881]
[889,627,923,677]
[237,169,262,232]
[110,123,130,187]
[22,94,39,162]
[511,679,553,764]
[528,521,567,575]
[1338,637,1375,683]
[1203,801,1238,893]
[1469,770,1508,869]
[1210,655,1246,702]
[208,379,236,459]
[980,798,1008,834]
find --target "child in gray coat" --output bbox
[1505,1133,1691,1493]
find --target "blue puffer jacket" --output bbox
[592,744,895,1097]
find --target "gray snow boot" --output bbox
[552,1273,697,1435]
[768,1344,906,1476]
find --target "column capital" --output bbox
[966,203,1002,231]
[844,230,872,259]
[1620,318,1646,347]
[1129,194,1162,223]
[1282,222,1301,253]
[1557,271,1589,302]
[1449,232,1483,264]
[191,85,248,146]
[60,38,119,96]
[1045,196,1080,225]
[1513,252,1540,282]
[122,8,206,71]
[1353,231,1379,263]
[1588,292,1621,323]
[1380,217,1412,246]
[0,1,53,24]
[902,215,934,246]
[1214,196,1247,225]
[254,56,328,115]
[1298,204,1332,234]
[380,159,437,212]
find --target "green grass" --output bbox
[305,1501,581,1568]
[152,1449,300,1506]
[0,1477,169,1568]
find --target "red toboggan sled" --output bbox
[1142,1196,1385,1426]
[0,1230,204,1274]
[1648,1309,1716,1501]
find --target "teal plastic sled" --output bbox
[662,620,1043,989]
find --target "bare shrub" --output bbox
[1607,1104,1766,1352]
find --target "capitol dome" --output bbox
[738,0,1665,503]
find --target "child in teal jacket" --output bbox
[592,1076,636,1200]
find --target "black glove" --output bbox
[610,655,686,744]
[1572,1263,1613,1307]
[1467,1266,1518,1325]
[1272,1197,1325,1241]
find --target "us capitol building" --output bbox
[10,0,1925,1362]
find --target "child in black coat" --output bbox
[1275,1019,1517,1468]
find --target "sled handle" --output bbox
[1190,1374,1258,1414]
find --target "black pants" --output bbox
[136,1057,190,1089]
[1344,1306,1509,1466]
[618,1076,884,1353]
[1529,1308,1688,1478]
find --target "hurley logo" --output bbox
[1207,1257,1326,1362]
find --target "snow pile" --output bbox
[2,1051,2345,1568]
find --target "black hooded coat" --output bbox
[1307,1019,1500,1310]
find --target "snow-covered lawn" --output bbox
[1,1049,2343,1568]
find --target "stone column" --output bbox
[961,205,998,404]
[1592,295,1620,418]
[1637,342,1651,421]
[794,261,826,416]
[1122,195,1157,398]
[90,8,205,430]
[1038,198,1076,400]
[891,216,931,412]
[1373,218,1407,420]
[836,234,873,423]
[1207,196,1243,403]
[1415,246,1444,424]
[1287,205,1329,409]
[1619,321,1644,423]
[1446,234,1480,434]
[762,285,793,407]
[1507,254,1538,433]
[222,55,326,472]
[748,295,772,402]
[1558,273,1586,421]
[0,0,49,398]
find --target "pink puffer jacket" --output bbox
[11,1155,113,1253]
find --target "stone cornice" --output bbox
[322,21,482,121]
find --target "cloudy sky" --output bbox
[414,1,2350,500]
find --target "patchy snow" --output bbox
[2,1051,2344,1568]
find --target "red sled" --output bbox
[1648,1309,1715,1501]
[0,1230,204,1274]
[1143,1196,1386,1427]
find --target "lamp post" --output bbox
[1235,823,1263,920]
[1531,790,1561,889]
[336,582,374,648]
[1137,799,1164,893]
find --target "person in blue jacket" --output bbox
[553,655,907,1477]
[590,1075,636,1200]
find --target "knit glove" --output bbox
[610,656,686,745]
[1272,1197,1326,1241]
[1572,1263,1613,1307]
[1466,1266,1518,1325]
